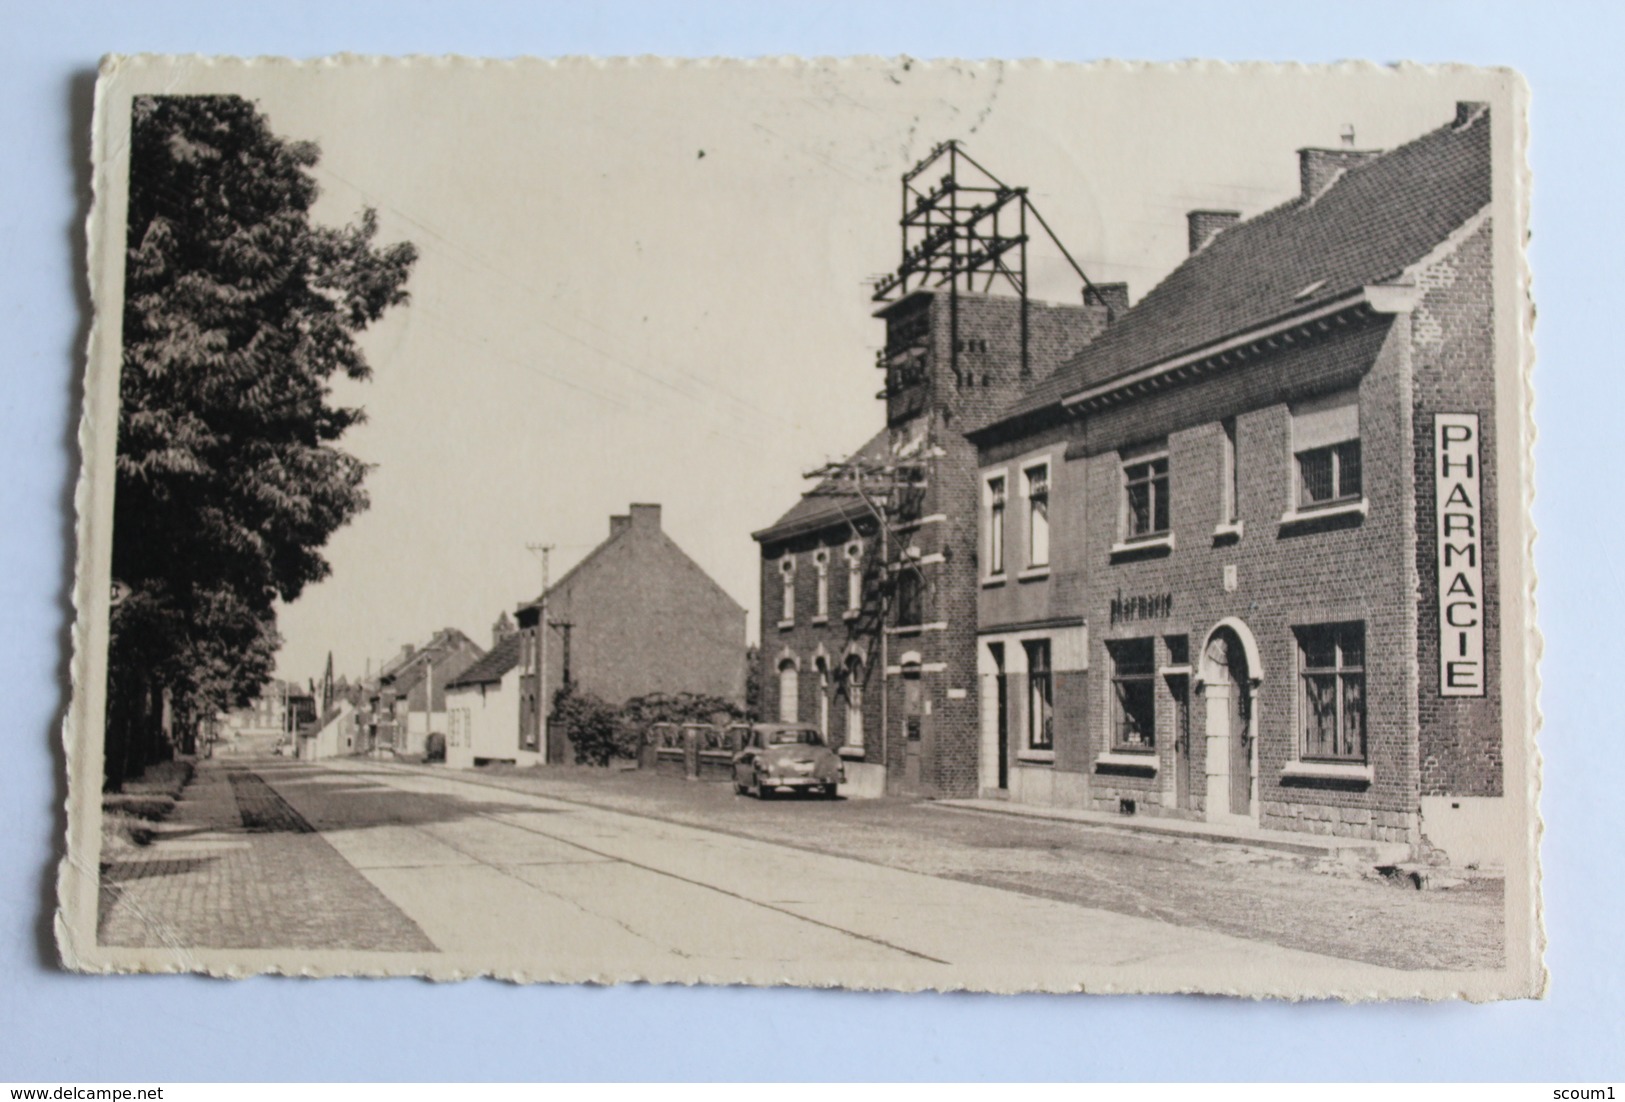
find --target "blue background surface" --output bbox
[3,1,1618,1082]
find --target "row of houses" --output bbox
[752,102,1504,862]
[287,502,749,769]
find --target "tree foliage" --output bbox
[106,95,417,783]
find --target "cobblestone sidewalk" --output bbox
[98,758,435,952]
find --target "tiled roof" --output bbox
[752,427,890,542]
[990,104,1491,428]
[446,632,520,689]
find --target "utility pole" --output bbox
[527,543,553,761]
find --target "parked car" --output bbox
[732,723,844,799]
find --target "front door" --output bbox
[1171,675,1192,811]
[900,668,924,794]
[1227,646,1253,816]
[991,644,1009,791]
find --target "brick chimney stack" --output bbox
[629,503,662,532]
[609,514,631,538]
[1297,147,1380,201]
[1187,210,1240,254]
[1084,282,1131,318]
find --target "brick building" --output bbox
[363,627,485,755]
[516,503,747,764]
[969,103,1501,859]
[753,288,1117,797]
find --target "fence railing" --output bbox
[642,722,744,780]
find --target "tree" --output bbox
[743,643,762,721]
[105,95,417,785]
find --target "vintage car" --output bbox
[731,723,844,799]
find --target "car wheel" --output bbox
[733,780,746,796]
[754,772,770,800]
[823,785,839,800]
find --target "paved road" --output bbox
[212,757,1422,994]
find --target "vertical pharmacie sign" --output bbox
[1435,414,1485,696]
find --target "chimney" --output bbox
[1187,210,1240,254]
[1084,282,1130,319]
[492,610,515,647]
[609,514,631,538]
[629,503,662,532]
[400,643,414,660]
[1297,148,1380,201]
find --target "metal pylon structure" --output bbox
[870,139,1111,379]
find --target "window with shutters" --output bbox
[1290,390,1363,512]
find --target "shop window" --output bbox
[1023,639,1054,751]
[986,475,1007,577]
[1109,638,1156,750]
[1123,450,1170,540]
[1297,623,1366,762]
[1024,464,1050,567]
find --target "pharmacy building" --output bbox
[967,103,1505,861]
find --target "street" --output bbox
[97,756,1503,992]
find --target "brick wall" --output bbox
[1067,318,1424,842]
[530,512,747,728]
[759,289,1111,797]
[1411,218,1502,797]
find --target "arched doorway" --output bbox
[1198,620,1263,823]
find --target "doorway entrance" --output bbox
[1198,620,1261,824]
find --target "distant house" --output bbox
[445,615,524,769]
[365,627,485,755]
[297,691,363,761]
[516,503,747,763]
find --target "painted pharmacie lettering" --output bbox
[1435,414,1485,696]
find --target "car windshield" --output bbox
[764,729,824,747]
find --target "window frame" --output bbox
[1022,639,1054,752]
[777,659,800,725]
[1108,638,1158,752]
[1023,463,1050,568]
[778,555,796,625]
[1296,439,1363,510]
[985,474,1007,578]
[844,541,865,613]
[842,654,865,751]
[1220,418,1239,525]
[812,549,830,620]
[1122,450,1171,542]
[1295,622,1367,763]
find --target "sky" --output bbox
[100,60,1507,684]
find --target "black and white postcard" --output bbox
[61,56,1540,999]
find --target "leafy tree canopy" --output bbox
[110,95,416,762]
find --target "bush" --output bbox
[424,731,446,762]
[553,685,624,766]
[619,691,744,740]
